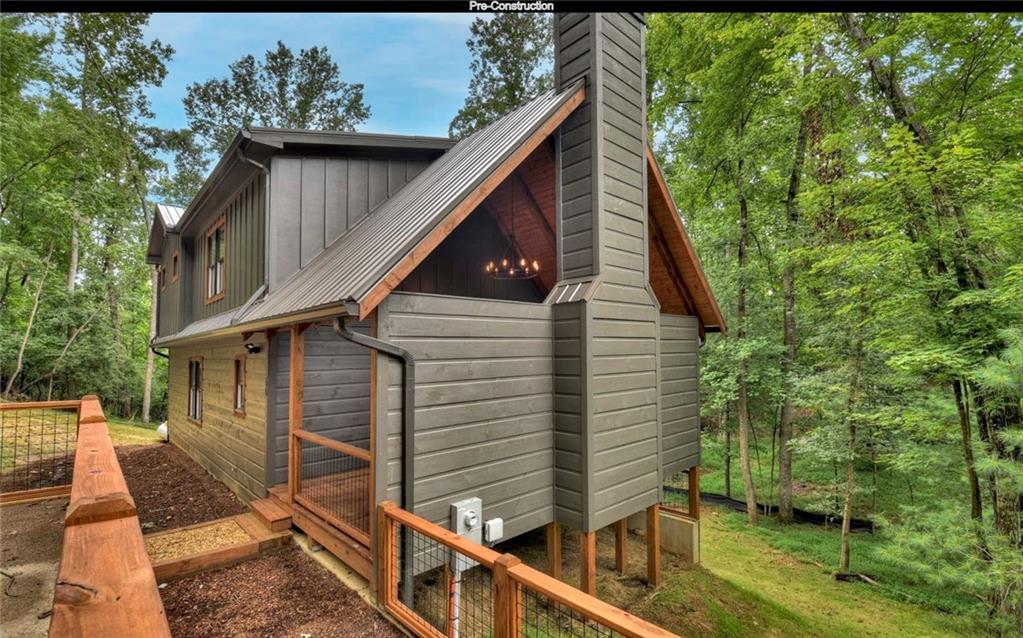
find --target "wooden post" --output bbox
[646,504,661,587]
[580,530,596,596]
[445,564,456,638]
[545,521,562,580]
[688,466,700,520]
[376,502,395,606]
[288,324,306,502]
[493,553,522,638]
[614,519,628,575]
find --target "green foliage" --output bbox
[649,11,1023,633]
[183,40,371,156]
[448,13,552,139]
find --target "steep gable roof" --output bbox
[646,147,726,333]
[242,83,585,325]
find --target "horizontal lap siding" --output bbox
[167,338,268,503]
[556,13,596,279]
[379,293,555,539]
[661,314,700,477]
[553,301,585,528]
[587,13,659,530]
[195,174,265,319]
[270,324,371,486]
[270,156,428,289]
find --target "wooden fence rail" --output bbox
[377,501,679,638]
[49,395,171,638]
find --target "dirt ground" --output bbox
[116,444,246,534]
[160,544,404,638]
[0,498,67,638]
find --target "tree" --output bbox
[449,13,553,139]
[184,41,370,156]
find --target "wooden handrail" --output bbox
[508,562,678,638]
[50,395,170,638]
[293,429,372,462]
[0,400,81,411]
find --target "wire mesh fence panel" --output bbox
[297,437,371,540]
[392,519,495,638]
[0,404,78,494]
[660,468,690,509]
[518,584,625,638]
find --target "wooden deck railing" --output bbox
[377,501,679,638]
[293,428,372,546]
[49,395,171,638]
[0,399,81,503]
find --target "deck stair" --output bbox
[251,497,292,532]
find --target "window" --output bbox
[159,265,167,291]
[188,358,203,422]
[206,217,226,303]
[233,355,246,416]
[171,251,180,282]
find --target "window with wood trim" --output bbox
[171,251,180,282]
[188,358,203,423]
[233,355,246,416]
[205,217,226,303]
[159,265,167,292]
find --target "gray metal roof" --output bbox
[244,128,455,151]
[155,203,184,229]
[152,309,237,346]
[241,84,582,325]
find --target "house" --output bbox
[147,12,724,596]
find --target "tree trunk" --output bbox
[4,243,54,397]
[735,162,758,525]
[838,332,864,575]
[780,96,811,523]
[724,411,732,500]
[953,378,983,520]
[66,220,78,295]
[142,267,157,423]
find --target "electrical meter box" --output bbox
[450,497,483,545]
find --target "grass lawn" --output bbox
[653,506,981,637]
[106,417,163,445]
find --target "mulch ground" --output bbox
[160,544,404,638]
[116,444,246,534]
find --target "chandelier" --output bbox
[484,183,540,279]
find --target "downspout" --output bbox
[149,342,169,360]
[332,315,416,513]
[333,314,416,608]
[236,142,271,291]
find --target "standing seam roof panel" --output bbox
[242,86,582,324]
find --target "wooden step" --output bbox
[250,497,292,532]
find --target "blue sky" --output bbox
[143,13,481,138]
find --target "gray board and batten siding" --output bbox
[375,292,556,540]
[553,13,663,532]
[156,232,183,337]
[192,172,266,322]
[268,323,372,487]
[267,154,433,290]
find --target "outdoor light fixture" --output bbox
[244,342,261,354]
[484,182,540,280]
